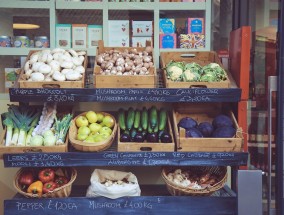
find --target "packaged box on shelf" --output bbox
[18,50,87,88]
[117,118,175,152]
[159,34,177,48]
[94,40,156,88]
[132,21,153,37]
[179,34,205,49]
[159,18,175,34]
[4,68,20,93]
[72,24,87,48]
[108,20,129,36]
[0,105,73,158]
[88,25,103,48]
[172,103,243,152]
[131,36,152,47]
[187,18,205,34]
[160,51,231,88]
[108,36,129,47]
[56,24,72,48]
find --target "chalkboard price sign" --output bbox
[9,88,241,103]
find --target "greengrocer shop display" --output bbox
[18,48,87,88]
[0,103,72,157]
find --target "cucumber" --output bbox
[118,108,126,131]
[158,108,167,131]
[148,120,153,133]
[126,107,135,130]
[150,106,158,129]
[133,109,141,129]
[141,107,148,131]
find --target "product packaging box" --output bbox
[159,34,176,48]
[108,36,129,47]
[187,18,205,34]
[182,0,193,2]
[159,18,175,34]
[131,37,152,47]
[108,20,129,36]
[56,24,72,48]
[132,21,153,37]
[4,68,20,92]
[72,24,87,48]
[179,34,205,49]
[88,25,103,48]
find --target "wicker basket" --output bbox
[14,167,77,198]
[69,112,117,152]
[161,166,227,196]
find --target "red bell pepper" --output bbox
[43,181,57,193]
[38,168,55,183]
[55,176,69,187]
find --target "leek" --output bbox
[2,113,14,146]
[11,127,19,145]
[54,114,73,145]
[25,115,40,146]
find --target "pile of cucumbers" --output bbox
[118,106,172,143]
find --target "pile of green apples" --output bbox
[75,111,115,143]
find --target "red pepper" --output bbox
[42,181,57,193]
[55,176,69,187]
[38,168,55,183]
[19,170,34,190]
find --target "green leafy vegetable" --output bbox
[2,113,14,146]
[184,62,202,74]
[200,73,217,82]
[54,114,73,145]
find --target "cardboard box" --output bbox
[108,20,129,36]
[159,34,176,48]
[159,18,175,34]
[131,37,152,47]
[88,25,103,48]
[179,34,205,49]
[72,24,87,48]
[187,18,205,34]
[56,24,72,48]
[132,21,153,36]
[4,68,20,92]
[108,36,129,47]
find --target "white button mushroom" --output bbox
[61,61,74,69]
[32,62,45,72]
[74,65,85,74]
[65,70,82,81]
[52,71,66,81]
[30,53,39,64]
[38,64,52,74]
[31,72,45,81]
[68,49,78,57]
[49,60,61,71]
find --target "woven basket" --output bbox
[69,112,117,152]
[161,166,227,196]
[14,167,77,198]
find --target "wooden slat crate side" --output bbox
[172,104,244,152]
[117,118,175,152]
[160,51,231,89]
[94,40,156,88]
[18,50,87,89]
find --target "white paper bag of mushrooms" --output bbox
[23,48,86,82]
[86,169,141,199]
[96,46,154,76]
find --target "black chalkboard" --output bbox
[3,152,248,168]
[4,195,237,215]
[9,88,242,103]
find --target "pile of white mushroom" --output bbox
[23,49,86,82]
[102,179,133,187]
[167,169,218,189]
[96,46,154,76]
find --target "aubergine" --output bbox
[120,132,131,142]
[146,132,159,143]
[134,133,145,142]
[160,131,172,143]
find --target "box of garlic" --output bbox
[94,40,157,88]
[18,48,88,88]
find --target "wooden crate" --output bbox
[172,103,243,152]
[0,105,72,158]
[160,51,231,88]
[18,50,87,88]
[94,40,157,88]
[117,118,175,152]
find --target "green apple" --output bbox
[78,126,91,135]
[75,116,89,127]
[99,126,113,135]
[89,123,102,133]
[96,113,104,123]
[86,111,98,123]
[77,133,88,141]
[93,134,105,142]
[100,132,111,139]
[102,115,115,128]
[84,136,95,143]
